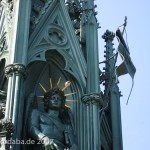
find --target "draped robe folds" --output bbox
[28,109,69,149]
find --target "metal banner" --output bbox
[116,31,136,79]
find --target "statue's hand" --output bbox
[42,136,58,150]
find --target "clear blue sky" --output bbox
[96,0,150,149]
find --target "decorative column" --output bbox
[80,0,102,149]
[1,1,30,149]
[5,64,26,150]
[102,30,123,150]
[12,64,26,137]
[5,64,15,120]
[81,93,102,150]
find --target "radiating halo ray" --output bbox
[39,83,47,93]
[50,78,53,89]
[65,92,76,97]
[66,100,77,102]
[65,104,72,109]
[57,77,61,87]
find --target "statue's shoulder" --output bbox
[30,108,42,117]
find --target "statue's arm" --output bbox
[68,128,78,150]
[28,109,45,141]
[64,125,78,150]
[28,109,58,149]
[66,110,78,149]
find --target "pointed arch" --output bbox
[25,52,83,141]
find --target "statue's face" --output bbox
[48,94,62,109]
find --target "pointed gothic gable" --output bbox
[28,0,86,86]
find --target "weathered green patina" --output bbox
[0,0,136,150]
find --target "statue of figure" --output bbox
[28,87,78,150]
[0,91,13,138]
[0,90,6,132]
[0,90,6,119]
[0,104,5,136]
[0,105,4,119]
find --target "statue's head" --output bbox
[38,80,76,123]
[43,88,66,111]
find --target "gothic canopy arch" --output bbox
[25,49,83,98]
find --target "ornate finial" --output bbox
[102,30,115,42]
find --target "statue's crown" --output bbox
[38,77,76,109]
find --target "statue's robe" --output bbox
[28,109,66,150]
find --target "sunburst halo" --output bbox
[38,78,76,109]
